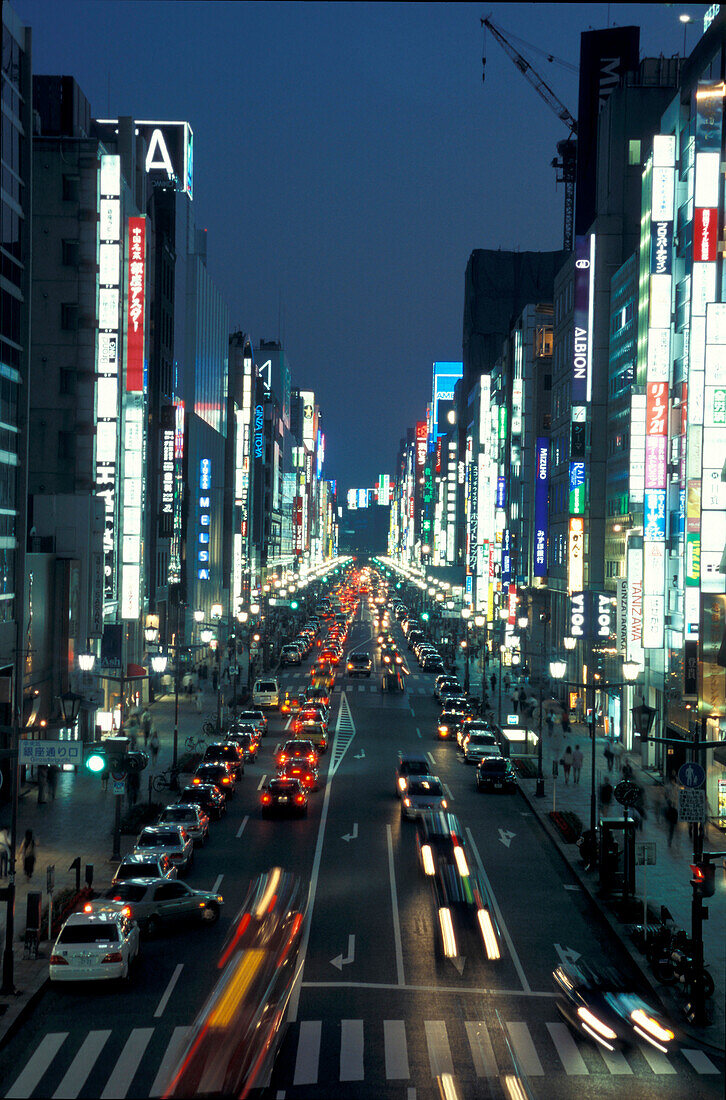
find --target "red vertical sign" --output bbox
[126,217,146,391]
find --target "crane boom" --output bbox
[482,16,577,136]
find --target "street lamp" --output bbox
[78,652,96,673]
[549,659,567,679]
[200,628,214,644]
[563,636,576,651]
[59,690,83,726]
[193,609,204,624]
[517,615,528,629]
[151,653,168,675]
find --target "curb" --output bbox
[0,969,50,1053]
[517,779,725,1054]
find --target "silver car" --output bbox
[90,877,223,936]
[113,852,177,883]
[134,825,194,874]
[461,730,502,765]
[157,804,209,846]
[401,775,448,820]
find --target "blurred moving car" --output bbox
[50,911,140,983]
[476,756,518,793]
[162,868,307,1099]
[260,777,308,817]
[461,729,501,765]
[431,859,500,962]
[553,960,677,1054]
[415,812,470,877]
[280,691,302,716]
[88,878,223,936]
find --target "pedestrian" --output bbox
[572,744,584,784]
[141,708,152,747]
[126,770,140,807]
[37,764,48,804]
[46,764,58,800]
[195,688,203,713]
[603,737,615,772]
[562,745,573,784]
[622,759,634,782]
[518,687,527,711]
[212,668,219,692]
[503,674,510,693]
[490,673,496,693]
[0,826,10,877]
[511,694,518,714]
[600,778,613,811]
[19,829,36,880]
[149,727,160,766]
[545,711,555,737]
[664,796,678,847]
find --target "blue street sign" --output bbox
[678,762,706,789]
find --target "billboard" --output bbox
[534,438,548,577]
[126,217,146,392]
[96,119,193,199]
[431,361,463,439]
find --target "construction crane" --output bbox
[481,15,578,251]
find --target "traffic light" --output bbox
[84,737,148,779]
[290,600,299,610]
[690,862,716,898]
[421,612,429,621]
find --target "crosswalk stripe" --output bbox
[682,1048,720,1074]
[546,1023,588,1075]
[293,1021,322,1085]
[100,1027,154,1099]
[424,1020,454,1076]
[465,1021,498,1077]
[599,1047,633,1075]
[384,1020,410,1080]
[53,1030,111,1098]
[637,1042,676,1075]
[506,1022,544,1076]
[6,1033,67,1098]
[340,1020,364,1081]
[148,1026,190,1097]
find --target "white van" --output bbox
[252,678,280,708]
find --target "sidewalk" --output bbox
[454,651,725,1050]
[0,685,215,1048]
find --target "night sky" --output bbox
[16,1,694,493]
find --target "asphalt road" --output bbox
[0,604,723,1099]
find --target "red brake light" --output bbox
[193,777,201,784]
[50,954,68,965]
[101,951,123,964]
[261,793,271,803]
[295,794,305,803]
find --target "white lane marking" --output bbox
[637,1042,676,1074]
[148,1026,190,1096]
[293,1020,322,1085]
[424,1020,454,1076]
[100,1027,154,1098]
[300,980,555,997]
[407,1090,417,1100]
[546,1022,588,1075]
[284,716,292,730]
[426,751,436,766]
[154,963,184,1019]
[416,728,421,739]
[384,1020,410,1079]
[6,1034,68,1097]
[599,1047,632,1074]
[257,774,267,790]
[386,824,405,987]
[53,1030,111,1098]
[236,814,249,838]
[212,873,223,893]
[340,1019,364,1081]
[465,1021,498,1077]
[442,781,454,802]
[466,827,530,993]
[288,704,354,1021]
[505,1022,544,1076]
[682,1048,720,1074]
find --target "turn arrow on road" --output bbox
[331,934,356,970]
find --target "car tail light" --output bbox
[398,777,407,791]
[121,906,131,918]
[83,903,93,913]
[308,754,316,763]
[193,777,201,785]
[279,754,287,764]
[50,954,68,965]
[261,793,271,804]
[453,846,470,878]
[222,777,230,784]
[438,907,457,958]
[421,844,435,876]
[477,908,500,960]
[403,797,411,807]
[295,794,305,804]
[101,951,123,964]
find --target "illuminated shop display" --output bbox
[198,459,212,581]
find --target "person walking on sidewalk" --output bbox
[149,727,160,767]
[600,777,613,812]
[664,794,678,847]
[47,764,58,800]
[572,745,584,784]
[0,826,10,877]
[490,673,496,693]
[141,708,152,747]
[604,737,615,772]
[195,688,203,713]
[562,746,573,784]
[19,829,36,880]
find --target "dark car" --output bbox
[476,756,517,792]
[226,730,258,763]
[280,644,302,666]
[437,708,468,741]
[192,762,236,798]
[179,783,226,820]
[203,742,244,779]
[347,652,372,677]
[278,759,319,791]
[395,752,432,797]
[260,777,308,817]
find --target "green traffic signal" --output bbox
[85,751,106,773]
[421,612,429,621]
[291,600,299,609]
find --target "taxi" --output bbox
[280,691,302,716]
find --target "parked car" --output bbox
[89,877,223,937]
[476,756,518,793]
[50,911,140,983]
[203,741,244,779]
[156,803,209,846]
[113,852,177,883]
[134,825,194,874]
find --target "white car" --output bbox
[157,804,209,846]
[50,911,140,982]
[461,730,502,764]
[134,825,194,873]
[401,775,448,820]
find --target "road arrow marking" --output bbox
[554,943,582,965]
[498,828,516,848]
[342,823,358,842]
[354,749,365,759]
[451,955,466,975]
[331,934,355,970]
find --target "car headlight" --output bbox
[477,908,500,960]
[438,907,457,958]
[398,777,407,791]
[421,844,435,875]
[576,1006,618,1043]
[453,846,469,877]
[630,1008,674,1046]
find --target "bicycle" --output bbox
[202,716,218,738]
[152,767,181,793]
[186,734,209,752]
